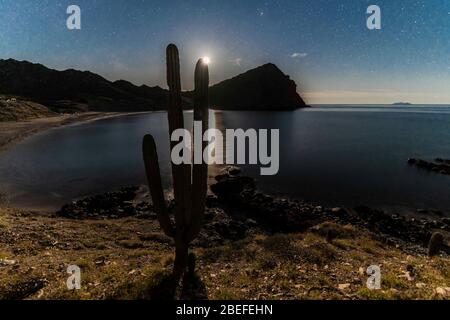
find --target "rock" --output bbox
[330,207,348,215]
[435,287,449,296]
[408,158,450,176]
[441,218,450,226]
[221,166,241,175]
[210,220,247,240]
[227,166,241,176]
[0,278,47,300]
[245,219,258,227]
[95,259,105,266]
[56,186,144,219]
[210,176,256,199]
[338,283,351,290]
[0,258,16,266]
[400,271,414,281]
[215,173,230,182]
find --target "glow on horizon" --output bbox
[303,88,450,105]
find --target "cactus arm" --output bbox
[142,134,175,238]
[188,58,210,242]
[166,44,193,230]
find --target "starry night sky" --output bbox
[0,0,449,104]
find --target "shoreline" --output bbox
[0,111,149,154]
[0,110,448,217]
[0,111,448,300]
[0,110,225,212]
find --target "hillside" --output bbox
[0,95,55,121]
[0,177,449,300]
[0,59,307,112]
[0,59,165,112]
[209,63,306,110]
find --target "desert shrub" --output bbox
[311,222,357,241]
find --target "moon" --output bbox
[202,56,211,65]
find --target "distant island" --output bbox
[0,59,307,114]
[392,102,413,105]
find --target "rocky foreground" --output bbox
[58,167,450,252]
[1,167,449,300]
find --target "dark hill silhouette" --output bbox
[0,59,158,112]
[209,63,306,110]
[0,59,307,112]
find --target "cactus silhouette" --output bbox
[143,44,209,276]
[428,232,444,257]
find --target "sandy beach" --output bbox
[0,110,225,211]
[0,112,148,153]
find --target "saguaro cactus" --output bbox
[142,44,209,276]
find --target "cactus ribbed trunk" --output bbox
[166,44,192,276]
[143,44,209,278]
[188,59,209,242]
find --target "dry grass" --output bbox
[0,208,449,300]
[0,96,54,122]
[196,224,450,300]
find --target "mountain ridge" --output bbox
[0,58,308,112]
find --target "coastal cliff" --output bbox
[208,63,307,110]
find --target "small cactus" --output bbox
[428,232,444,257]
[143,44,209,277]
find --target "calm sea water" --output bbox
[0,105,449,213]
